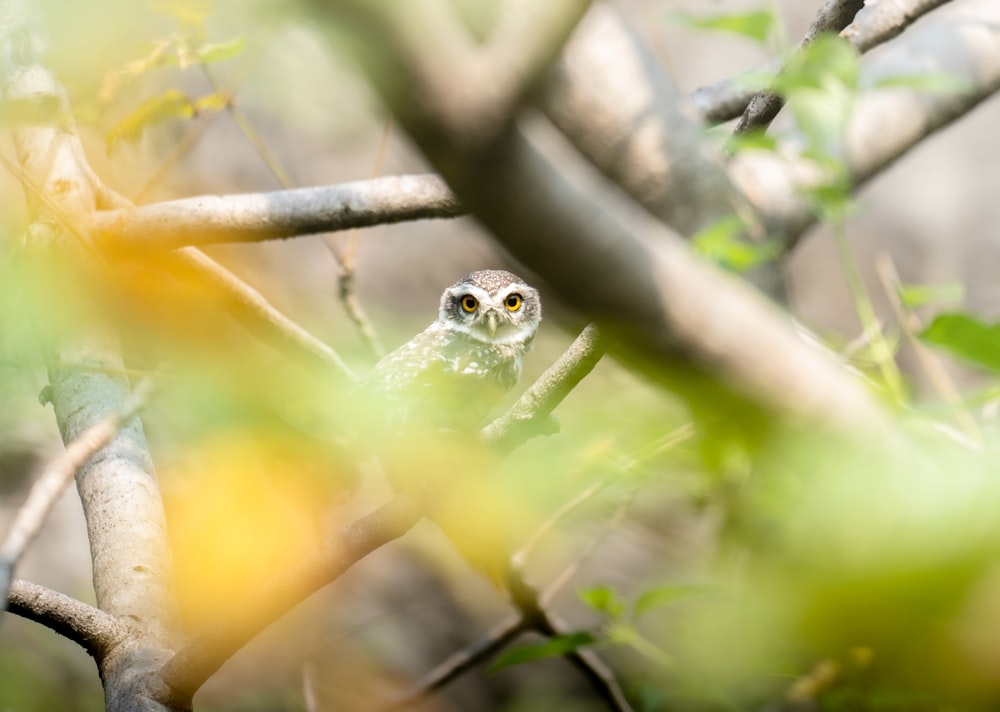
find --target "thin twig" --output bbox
[6,579,126,660]
[375,614,528,712]
[0,377,157,604]
[874,252,980,439]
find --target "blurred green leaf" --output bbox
[671,9,776,45]
[727,128,779,154]
[898,282,964,310]
[580,585,626,619]
[488,632,598,673]
[693,216,779,273]
[107,89,193,149]
[777,34,859,93]
[870,72,971,93]
[919,313,1000,373]
[196,36,246,64]
[634,584,710,619]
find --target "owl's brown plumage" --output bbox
[363,270,542,431]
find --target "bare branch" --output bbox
[482,324,604,453]
[1,377,156,605]
[163,246,359,381]
[6,580,126,661]
[732,0,865,136]
[842,0,954,53]
[158,491,424,707]
[377,614,527,711]
[87,175,464,251]
[689,0,954,124]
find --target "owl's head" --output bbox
[438,270,541,345]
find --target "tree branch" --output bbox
[689,0,953,124]
[731,0,1000,247]
[157,491,424,708]
[732,0,866,136]
[1,377,156,606]
[6,580,126,661]
[483,324,604,453]
[87,175,463,251]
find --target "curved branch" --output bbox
[6,580,125,661]
[158,491,424,708]
[87,175,464,251]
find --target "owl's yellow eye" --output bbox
[505,293,522,311]
[460,295,478,313]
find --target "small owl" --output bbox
[362,270,542,431]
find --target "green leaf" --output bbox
[580,585,626,619]
[693,216,779,273]
[634,584,710,618]
[870,72,971,94]
[671,10,776,45]
[898,282,964,310]
[776,34,859,93]
[107,89,194,150]
[919,313,1000,373]
[196,36,246,64]
[727,129,779,154]
[488,632,598,673]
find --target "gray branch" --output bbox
[732,0,866,136]
[732,0,1000,246]
[6,579,126,661]
[86,175,464,250]
[483,323,604,453]
[689,0,954,124]
[1,378,156,606]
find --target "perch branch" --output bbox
[482,323,604,453]
[6,580,126,660]
[1,377,156,605]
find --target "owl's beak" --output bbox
[485,312,498,338]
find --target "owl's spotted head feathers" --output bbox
[438,270,541,346]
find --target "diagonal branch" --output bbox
[483,324,604,453]
[732,0,866,136]
[157,490,424,708]
[6,579,126,661]
[689,0,953,124]
[731,0,1000,248]
[1,377,157,605]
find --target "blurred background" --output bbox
[2,0,999,709]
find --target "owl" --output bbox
[362,270,542,432]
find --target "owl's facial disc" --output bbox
[440,283,537,344]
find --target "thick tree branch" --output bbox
[1,377,156,606]
[324,0,887,432]
[539,2,746,239]
[0,2,179,709]
[6,580,126,661]
[87,175,463,251]
[158,491,424,708]
[689,0,954,124]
